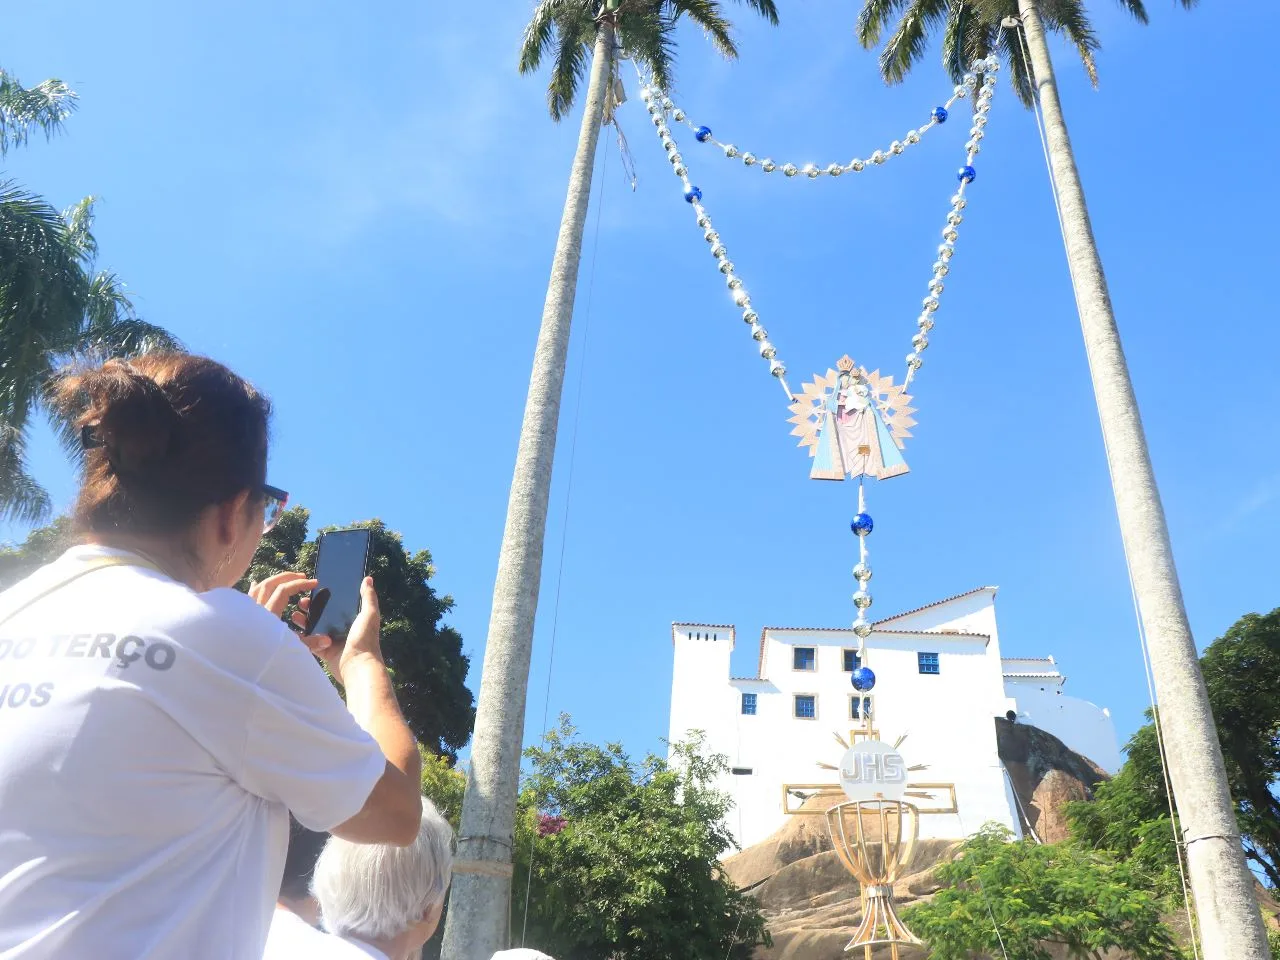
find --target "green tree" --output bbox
[240,507,475,760]
[420,748,467,830]
[1066,609,1280,894]
[1066,716,1184,900]
[0,514,74,588]
[1,67,177,523]
[905,824,1181,960]
[508,718,769,960]
[455,2,779,954]
[1200,609,1280,891]
[420,750,469,960]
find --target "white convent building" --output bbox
[668,586,1121,850]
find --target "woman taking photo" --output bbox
[0,354,422,958]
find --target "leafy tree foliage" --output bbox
[905,825,1181,960]
[1065,717,1183,899]
[240,507,475,759]
[420,748,466,830]
[1067,607,1280,894]
[1200,609,1280,891]
[508,718,769,960]
[1,67,177,522]
[0,515,75,588]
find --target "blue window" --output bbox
[741,692,757,715]
[843,649,861,672]
[793,647,816,671]
[794,694,816,719]
[850,696,873,720]
[918,652,940,675]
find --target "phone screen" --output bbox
[310,528,372,642]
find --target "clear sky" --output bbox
[4,0,1277,766]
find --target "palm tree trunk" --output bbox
[1015,2,1269,957]
[439,18,616,960]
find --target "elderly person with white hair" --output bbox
[310,797,454,960]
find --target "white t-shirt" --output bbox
[263,907,375,959]
[0,546,387,959]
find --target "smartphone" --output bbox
[306,527,373,642]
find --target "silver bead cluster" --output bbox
[661,93,966,182]
[852,484,872,644]
[640,83,792,397]
[903,56,998,385]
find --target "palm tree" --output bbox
[441,3,777,958]
[856,2,1267,957]
[0,68,178,523]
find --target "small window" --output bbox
[793,647,816,671]
[794,694,816,719]
[918,652,940,675]
[849,696,873,720]
[843,649,861,672]
[741,692,757,716]
[730,766,753,776]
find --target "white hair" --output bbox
[312,798,454,941]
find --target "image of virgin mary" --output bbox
[810,371,909,481]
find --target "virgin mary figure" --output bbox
[809,366,909,481]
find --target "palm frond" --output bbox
[1040,0,1099,87]
[522,0,778,118]
[856,0,913,49]
[726,0,778,27]
[877,0,952,85]
[0,69,77,158]
[80,271,138,332]
[60,196,99,263]
[77,314,179,359]
[0,181,87,412]
[940,1,992,85]
[669,0,738,60]
[520,0,576,75]
[1113,0,1148,23]
[999,25,1035,107]
[620,8,679,95]
[0,420,51,524]
[547,10,597,121]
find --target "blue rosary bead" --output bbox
[695,126,713,142]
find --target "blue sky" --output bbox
[4,0,1277,766]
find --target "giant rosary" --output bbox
[638,52,1003,955]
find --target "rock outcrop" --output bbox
[995,717,1109,843]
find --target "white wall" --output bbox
[669,588,1122,854]
[1006,679,1122,773]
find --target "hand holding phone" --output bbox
[306,576,383,686]
[305,528,373,643]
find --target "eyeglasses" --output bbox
[261,484,289,534]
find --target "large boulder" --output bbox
[995,717,1108,843]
